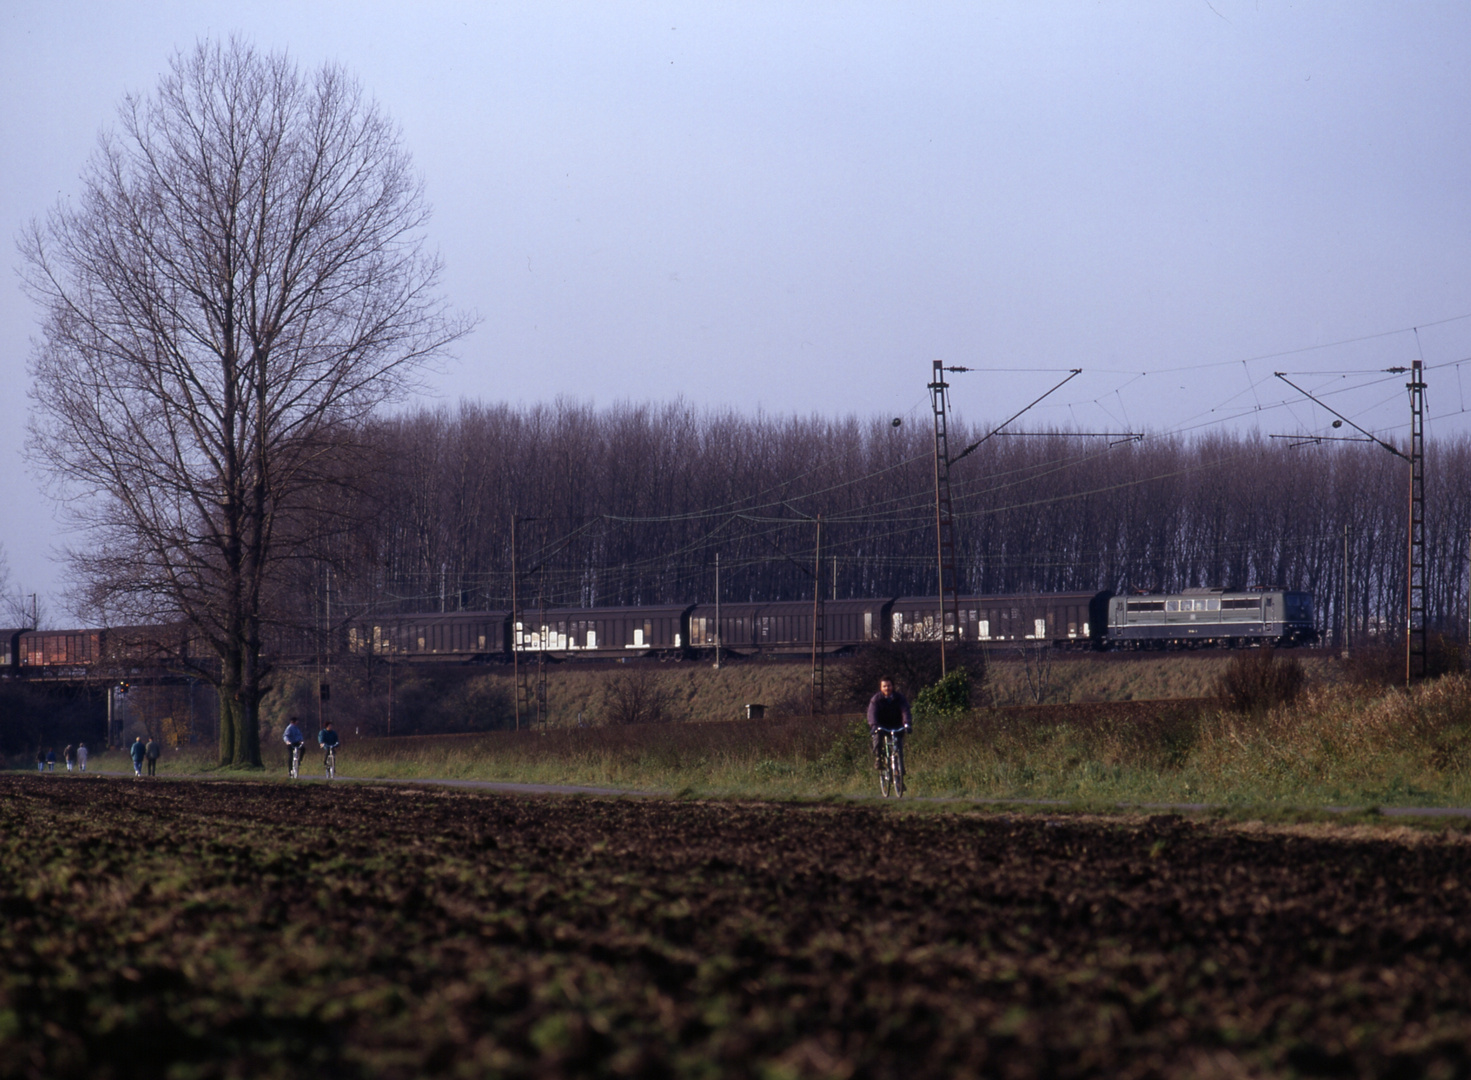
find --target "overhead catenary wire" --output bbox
[564,329,1471,540]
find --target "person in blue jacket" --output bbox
[282,717,305,776]
[129,736,146,778]
[317,719,340,769]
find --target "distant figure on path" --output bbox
[36,749,45,774]
[76,743,88,773]
[64,744,76,772]
[46,748,56,772]
[145,737,161,777]
[129,737,146,778]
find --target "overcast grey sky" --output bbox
[5,2,1471,614]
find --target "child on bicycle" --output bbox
[317,719,339,769]
[282,717,305,776]
[866,677,912,767]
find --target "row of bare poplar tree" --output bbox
[290,399,1470,646]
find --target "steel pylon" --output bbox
[929,360,963,673]
[1407,359,1427,683]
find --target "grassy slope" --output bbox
[540,651,1343,717]
[545,653,1345,718]
[291,650,1334,733]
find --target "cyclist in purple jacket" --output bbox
[866,677,912,768]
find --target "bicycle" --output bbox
[323,744,336,780]
[876,727,906,798]
[288,742,303,780]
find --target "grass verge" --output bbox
[127,674,1471,811]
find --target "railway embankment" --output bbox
[250,648,1343,739]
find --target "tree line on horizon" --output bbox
[295,399,1470,647]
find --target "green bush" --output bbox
[914,666,973,720]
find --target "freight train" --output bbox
[1,587,1317,675]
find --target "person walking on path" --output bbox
[45,748,56,772]
[129,737,146,778]
[144,737,161,777]
[76,743,88,773]
[36,748,45,774]
[64,744,75,772]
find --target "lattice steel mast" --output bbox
[810,515,825,715]
[1275,365,1427,688]
[511,513,522,730]
[929,361,962,676]
[1407,358,1427,682]
[929,364,1085,677]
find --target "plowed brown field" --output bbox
[3,775,1470,1078]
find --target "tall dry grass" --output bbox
[981,651,1338,706]
[319,676,1471,807]
[329,714,858,791]
[1187,675,1471,804]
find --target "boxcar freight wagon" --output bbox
[2,587,1317,677]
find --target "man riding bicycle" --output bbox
[282,717,305,776]
[866,677,912,769]
[317,719,340,769]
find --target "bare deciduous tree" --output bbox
[600,667,674,726]
[21,39,470,765]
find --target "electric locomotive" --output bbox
[1107,588,1317,648]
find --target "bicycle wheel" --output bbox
[290,746,300,780]
[325,748,335,780]
[878,734,893,798]
[892,741,905,798]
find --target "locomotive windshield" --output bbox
[1285,593,1312,621]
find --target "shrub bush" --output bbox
[914,667,973,720]
[1213,648,1306,714]
[599,667,674,725]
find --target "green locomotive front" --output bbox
[1107,588,1316,648]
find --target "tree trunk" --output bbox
[218,692,239,767]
